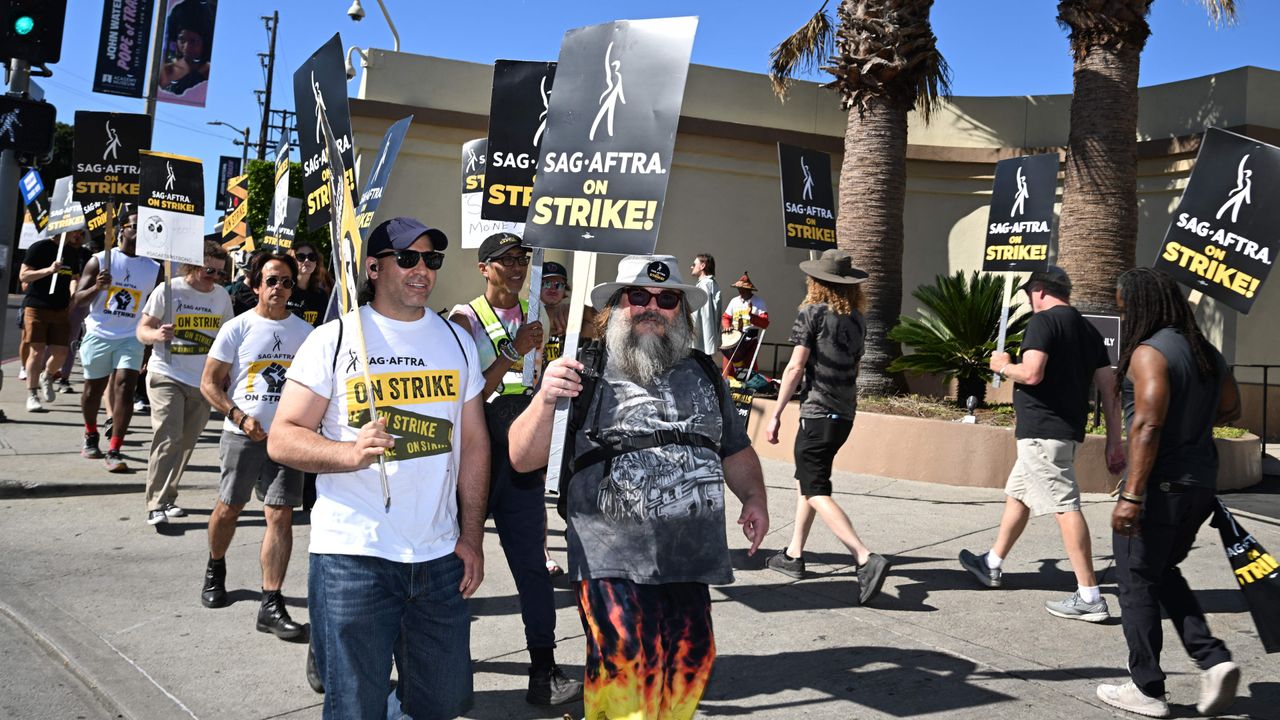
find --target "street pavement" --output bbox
[1,352,1278,720]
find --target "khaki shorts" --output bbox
[22,306,71,347]
[1005,438,1081,516]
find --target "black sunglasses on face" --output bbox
[623,287,681,310]
[489,254,531,268]
[263,276,296,289]
[376,249,445,270]
[295,252,318,263]
[202,266,227,278]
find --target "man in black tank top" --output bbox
[1097,269,1242,718]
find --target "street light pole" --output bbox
[207,121,250,167]
[0,58,30,403]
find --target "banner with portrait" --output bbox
[777,143,836,250]
[483,60,556,223]
[93,0,156,98]
[461,138,523,249]
[982,153,1057,272]
[155,0,217,108]
[136,151,204,265]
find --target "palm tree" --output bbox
[771,0,950,396]
[1055,0,1235,313]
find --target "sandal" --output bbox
[545,559,565,577]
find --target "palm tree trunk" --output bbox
[839,93,909,396]
[1056,42,1142,314]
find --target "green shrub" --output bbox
[244,159,330,258]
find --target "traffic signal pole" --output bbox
[0,57,31,398]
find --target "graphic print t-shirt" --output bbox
[1014,305,1110,442]
[85,251,161,340]
[565,357,751,585]
[208,311,314,435]
[286,306,485,563]
[790,304,864,419]
[142,277,235,388]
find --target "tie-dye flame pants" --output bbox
[577,578,715,720]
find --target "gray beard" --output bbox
[606,309,692,386]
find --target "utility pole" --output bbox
[0,58,30,403]
[256,12,278,160]
[141,0,166,119]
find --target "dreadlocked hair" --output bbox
[1114,268,1219,392]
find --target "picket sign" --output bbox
[992,272,1018,388]
[545,251,597,493]
[522,248,545,387]
[48,233,68,295]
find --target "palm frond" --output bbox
[769,2,834,99]
[1199,0,1238,28]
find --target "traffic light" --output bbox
[0,0,66,65]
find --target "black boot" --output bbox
[201,557,227,608]
[305,642,324,693]
[527,663,584,706]
[256,590,305,641]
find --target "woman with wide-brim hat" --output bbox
[762,248,891,605]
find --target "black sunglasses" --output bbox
[202,265,228,279]
[263,276,296,289]
[623,287,682,310]
[295,252,318,263]
[489,254,531,268]
[376,249,444,270]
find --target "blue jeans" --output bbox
[310,552,472,720]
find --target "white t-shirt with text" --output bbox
[142,277,235,388]
[208,311,314,435]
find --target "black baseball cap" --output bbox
[367,217,449,256]
[478,232,527,262]
[1018,265,1072,294]
[543,261,568,279]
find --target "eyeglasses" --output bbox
[295,252,318,263]
[202,266,228,279]
[489,254,531,268]
[376,249,445,270]
[623,287,682,310]
[542,280,567,290]
[263,276,296,289]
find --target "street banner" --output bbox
[294,33,356,229]
[461,137,522,249]
[483,60,556,223]
[19,168,49,234]
[214,155,241,211]
[1153,128,1279,314]
[262,197,302,250]
[155,0,218,108]
[1212,500,1280,653]
[355,115,414,235]
[93,0,156,98]
[136,151,204,265]
[523,17,698,256]
[73,111,152,201]
[44,176,87,239]
[1081,313,1121,368]
[982,153,1058,272]
[221,172,248,240]
[777,142,836,250]
[268,139,289,230]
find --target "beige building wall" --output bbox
[347,50,1280,436]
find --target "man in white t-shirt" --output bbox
[689,253,721,356]
[269,217,489,719]
[199,252,314,641]
[137,240,235,526]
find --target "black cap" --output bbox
[543,260,568,279]
[1017,265,1072,294]
[478,232,527,262]
[367,217,449,256]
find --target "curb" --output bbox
[0,481,219,500]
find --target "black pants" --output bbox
[1113,484,1231,697]
[486,395,556,651]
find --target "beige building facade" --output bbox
[347,50,1279,438]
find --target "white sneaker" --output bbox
[17,367,27,381]
[163,504,187,518]
[1197,661,1240,716]
[1096,681,1170,718]
[134,399,148,413]
[39,372,56,403]
[25,394,44,412]
[147,509,168,526]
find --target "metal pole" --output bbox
[256,11,277,160]
[0,58,30,396]
[241,127,249,168]
[142,0,167,118]
[1263,366,1269,461]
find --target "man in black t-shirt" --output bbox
[18,230,85,412]
[959,266,1125,623]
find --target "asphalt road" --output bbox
[0,610,119,720]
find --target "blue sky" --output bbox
[41,0,1280,231]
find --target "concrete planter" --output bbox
[747,398,1262,494]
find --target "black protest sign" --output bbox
[136,151,204,265]
[45,176,86,236]
[778,143,836,250]
[262,197,302,250]
[461,138,523,249]
[982,153,1057,272]
[83,202,112,240]
[1212,500,1280,652]
[215,155,241,211]
[269,140,289,230]
[523,17,698,256]
[19,169,49,233]
[356,115,414,235]
[731,387,756,431]
[1153,128,1279,314]
[483,60,556,223]
[1081,313,1120,368]
[73,111,152,201]
[93,0,155,98]
[293,34,355,229]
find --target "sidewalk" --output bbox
[0,360,1277,719]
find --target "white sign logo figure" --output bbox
[370,139,390,184]
[533,74,551,148]
[165,161,176,191]
[103,121,122,161]
[1010,166,1029,217]
[589,41,626,141]
[800,156,814,201]
[465,147,480,174]
[311,71,327,144]
[1216,154,1252,224]
[0,110,21,143]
